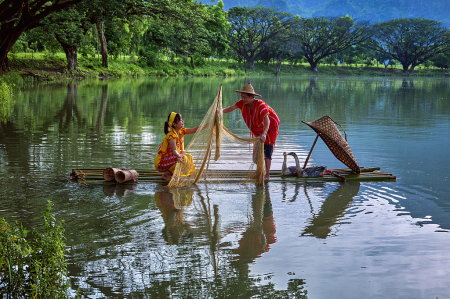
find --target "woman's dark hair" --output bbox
[164,113,182,134]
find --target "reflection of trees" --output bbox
[57,83,86,131]
[304,76,319,100]
[95,85,108,136]
[302,182,360,239]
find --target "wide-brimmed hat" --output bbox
[234,82,261,98]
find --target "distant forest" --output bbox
[217,0,450,26]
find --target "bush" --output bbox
[138,49,158,67]
[0,201,69,298]
[0,80,13,123]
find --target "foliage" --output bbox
[371,18,450,73]
[0,201,68,298]
[0,0,85,72]
[0,80,13,123]
[293,15,372,72]
[227,6,298,70]
[431,53,450,70]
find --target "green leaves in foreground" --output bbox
[0,200,69,298]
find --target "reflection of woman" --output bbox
[233,187,276,264]
[154,189,194,245]
[154,112,202,180]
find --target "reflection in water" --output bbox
[154,188,194,245]
[95,85,108,136]
[197,188,220,275]
[232,185,276,273]
[3,77,450,298]
[302,182,360,239]
[102,183,136,197]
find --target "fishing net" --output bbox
[168,84,265,188]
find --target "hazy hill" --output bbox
[217,0,450,26]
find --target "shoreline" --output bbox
[1,54,449,84]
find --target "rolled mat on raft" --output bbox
[103,168,139,183]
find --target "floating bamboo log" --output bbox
[103,167,120,181]
[115,169,139,183]
[70,166,395,184]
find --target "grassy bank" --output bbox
[1,52,449,84]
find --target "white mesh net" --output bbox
[168,84,265,188]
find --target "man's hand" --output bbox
[260,133,266,143]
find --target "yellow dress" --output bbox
[154,128,194,174]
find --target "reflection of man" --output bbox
[154,189,193,245]
[233,187,276,266]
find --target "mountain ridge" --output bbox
[215,0,450,26]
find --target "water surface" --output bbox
[1,76,449,298]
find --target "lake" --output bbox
[1,76,449,298]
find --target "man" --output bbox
[222,82,280,180]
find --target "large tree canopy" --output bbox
[294,15,371,72]
[0,0,85,72]
[227,6,298,70]
[372,18,450,73]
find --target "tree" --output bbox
[372,18,450,73]
[293,15,372,72]
[167,3,211,68]
[227,6,297,70]
[204,1,230,66]
[41,7,90,70]
[0,0,85,72]
[431,52,450,70]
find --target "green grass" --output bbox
[2,51,449,84]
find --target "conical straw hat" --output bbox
[302,115,360,174]
[234,82,262,97]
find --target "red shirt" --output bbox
[235,99,280,145]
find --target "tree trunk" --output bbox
[276,53,283,76]
[402,63,409,73]
[96,22,108,68]
[57,38,78,71]
[248,59,254,70]
[310,61,319,73]
[0,54,9,73]
[0,31,23,73]
[410,64,416,73]
[190,55,194,69]
[384,65,388,76]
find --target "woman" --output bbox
[154,112,202,180]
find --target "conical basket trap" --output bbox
[302,115,360,174]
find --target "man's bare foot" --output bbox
[264,175,270,180]
[161,171,172,180]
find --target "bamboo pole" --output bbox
[303,134,319,169]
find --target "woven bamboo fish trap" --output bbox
[302,115,361,174]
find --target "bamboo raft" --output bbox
[70,166,396,184]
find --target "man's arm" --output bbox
[260,114,270,143]
[222,104,239,114]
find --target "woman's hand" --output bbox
[177,154,185,162]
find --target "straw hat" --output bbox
[234,82,262,98]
